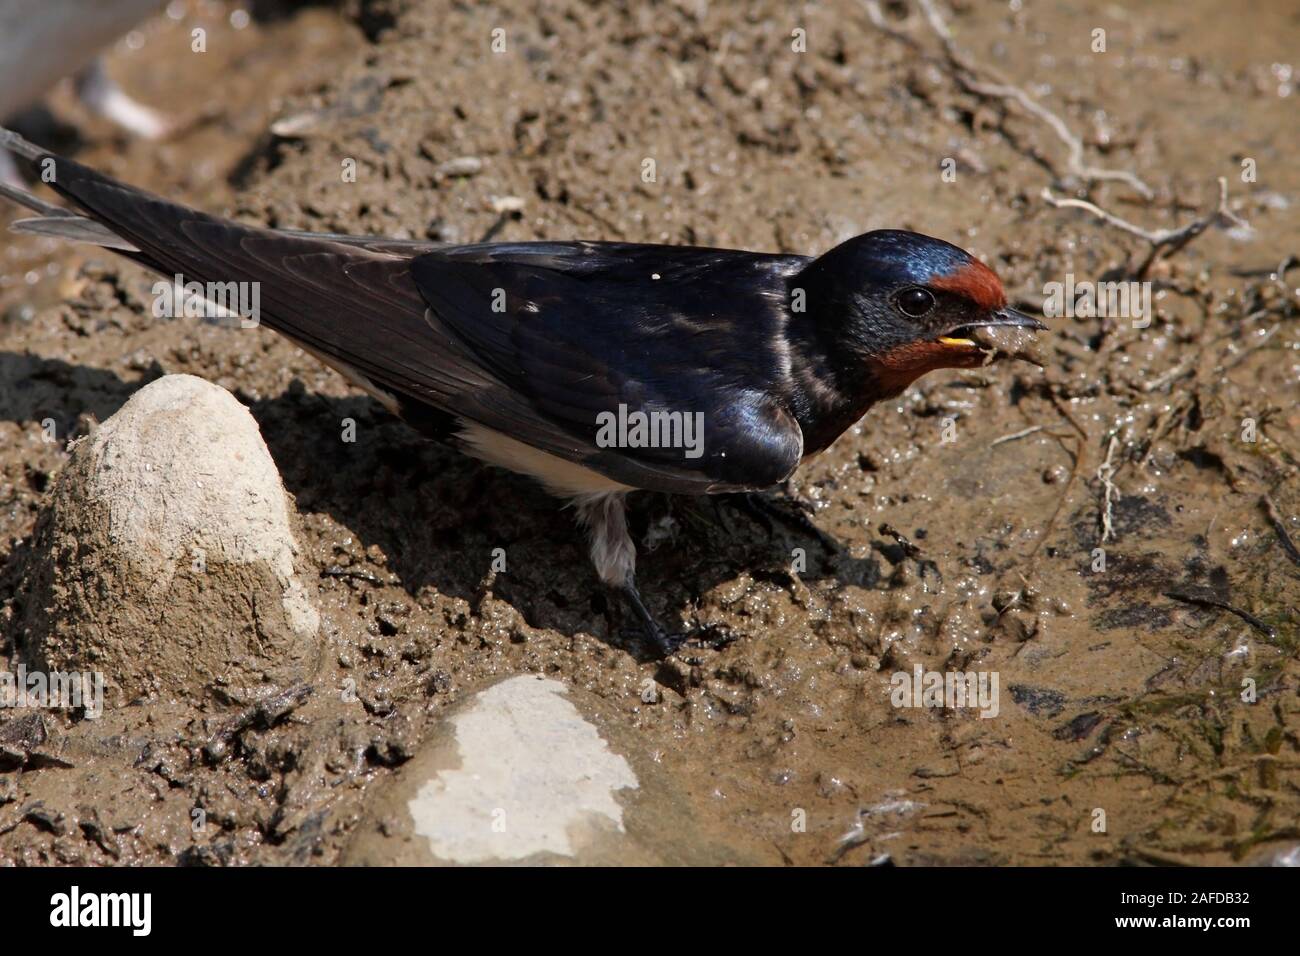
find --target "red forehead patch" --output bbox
[929,259,1006,310]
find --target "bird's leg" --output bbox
[621,575,685,656]
[574,491,682,656]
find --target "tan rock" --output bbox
[15,374,321,706]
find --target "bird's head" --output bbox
[795,229,1044,394]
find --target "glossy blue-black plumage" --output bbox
[8,137,998,496]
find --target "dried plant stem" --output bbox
[1042,178,1248,278]
[865,0,1153,197]
[1097,435,1121,543]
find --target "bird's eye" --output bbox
[896,288,935,318]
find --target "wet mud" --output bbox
[0,0,1297,865]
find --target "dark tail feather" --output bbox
[0,177,66,218]
[0,126,185,273]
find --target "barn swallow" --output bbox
[0,127,1044,655]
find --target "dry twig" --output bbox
[1042,177,1248,278]
[866,1,1251,277]
[1163,588,1276,639]
[1097,434,1122,543]
[990,424,1044,447]
[865,0,1153,196]
[1261,494,1300,568]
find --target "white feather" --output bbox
[456,421,632,498]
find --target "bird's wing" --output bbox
[409,243,808,490]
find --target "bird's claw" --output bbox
[621,578,695,658]
[778,481,819,518]
[625,621,735,659]
[653,630,691,656]
[731,492,840,553]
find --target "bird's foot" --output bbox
[619,578,736,658]
[619,621,736,659]
[728,489,840,553]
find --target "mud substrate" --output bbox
[1,0,1297,865]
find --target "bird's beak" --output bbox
[985,307,1047,330]
[936,307,1046,349]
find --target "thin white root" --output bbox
[864,0,1153,197]
[1041,178,1249,276]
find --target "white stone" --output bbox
[408,675,638,862]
